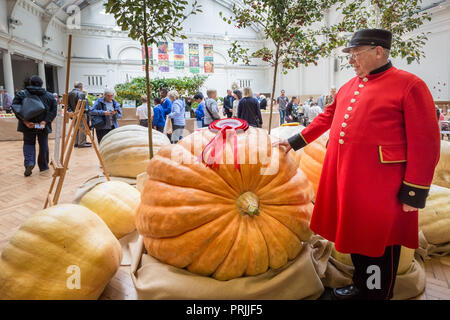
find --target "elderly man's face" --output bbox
[348,45,385,78]
[330,88,336,96]
[104,93,114,102]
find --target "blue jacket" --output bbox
[89,97,122,129]
[168,99,186,126]
[152,104,165,128]
[161,98,172,117]
[195,102,205,120]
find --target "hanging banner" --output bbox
[204,44,214,73]
[189,43,200,74]
[141,46,153,72]
[173,43,185,70]
[158,42,169,72]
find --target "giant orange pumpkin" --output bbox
[299,132,328,194]
[136,127,315,280]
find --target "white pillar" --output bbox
[3,51,14,96]
[38,60,46,90]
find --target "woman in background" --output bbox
[232,89,242,118]
[238,87,262,128]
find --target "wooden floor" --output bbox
[0,140,449,300]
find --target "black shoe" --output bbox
[77,144,91,148]
[24,165,34,177]
[317,287,334,300]
[40,168,49,172]
[331,285,364,300]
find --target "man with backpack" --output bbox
[11,75,57,177]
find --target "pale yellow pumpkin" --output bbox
[418,184,450,245]
[331,244,415,275]
[136,172,148,193]
[99,125,171,178]
[0,204,121,300]
[80,181,141,239]
[432,140,450,188]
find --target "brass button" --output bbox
[351,98,356,103]
[340,131,345,137]
[409,191,416,197]
[359,84,364,88]
[344,114,349,119]
[339,139,344,144]
[354,91,360,95]
[347,107,353,111]
[342,123,347,127]
[363,77,368,82]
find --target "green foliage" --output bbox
[86,94,98,107]
[114,75,208,105]
[104,0,202,45]
[326,0,432,65]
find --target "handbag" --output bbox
[12,90,46,121]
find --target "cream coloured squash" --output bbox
[99,125,171,178]
[80,181,141,239]
[0,204,121,300]
[270,123,305,167]
[432,140,450,188]
[136,127,315,280]
[418,184,450,245]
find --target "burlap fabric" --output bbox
[72,176,442,300]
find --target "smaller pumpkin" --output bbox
[80,181,141,239]
[99,125,171,178]
[0,204,121,300]
[136,172,149,194]
[331,244,415,275]
[418,184,450,245]
[299,132,328,194]
[432,140,450,188]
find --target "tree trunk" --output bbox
[143,1,154,159]
[268,44,280,135]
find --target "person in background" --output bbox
[90,88,122,144]
[255,93,261,102]
[259,95,267,110]
[277,89,288,125]
[307,102,323,125]
[302,100,311,126]
[68,81,91,148]
[11,75,57,177]
[238,87,262,128]
[160,88,172,117]
[232,89,242,118]
[286,96,300,123]
[152,97,165,133]
[167,90,185,143]
[318,87,337,110]
[136,95,153,127]
[52,93,60,104]
[222,89,235,118]
[204,89,220,126]
[194,93,205,128]
[0,86,13,113]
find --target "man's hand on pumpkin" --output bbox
[272,139,292,154]
[402,203,418,212]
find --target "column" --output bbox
[2,51,14,96]
[38,60,46,90]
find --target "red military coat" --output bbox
[288,65,440,257]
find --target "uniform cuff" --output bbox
[288,133,308,151]
[398,181,430,209]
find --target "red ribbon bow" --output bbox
[200,125,240,170]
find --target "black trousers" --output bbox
[96,126,115,144]
[23,130,49,170]
[351,245,401,300]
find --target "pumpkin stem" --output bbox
[236,191,260,216]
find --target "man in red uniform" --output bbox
[274,29,441,300]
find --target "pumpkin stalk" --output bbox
[236,191,260,216]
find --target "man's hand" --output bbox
[402,203,418,212]
[104,111,112,115]
[24,121,34,129]
[39,121,46,129]
[272,139,292,154]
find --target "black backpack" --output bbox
[12,90,46,121]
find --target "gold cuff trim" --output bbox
[403,181,430,190]
[300,133,309,145]
[378,146,407,164]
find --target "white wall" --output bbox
[0,0,8,34]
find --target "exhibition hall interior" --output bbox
[0,0,449,301]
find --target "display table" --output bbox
[0,118,55,141]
